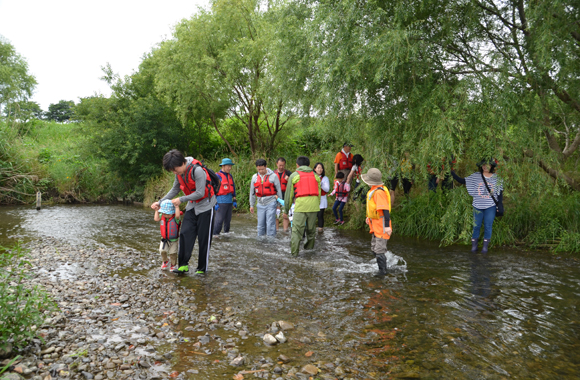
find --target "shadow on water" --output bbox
[1,204,580,378]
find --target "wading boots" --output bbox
[481,239,490,254]
[471,239,478,253]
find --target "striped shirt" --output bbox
[464,173,503,209]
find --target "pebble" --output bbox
[275,331,287,343]
[263,334,278,345]
[301,364,319,375]
[230,356,245,366]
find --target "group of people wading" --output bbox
[151,145,504,277]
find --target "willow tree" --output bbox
[277,0,580,189]
[154,0,293,157]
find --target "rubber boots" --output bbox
[375,253,388,276]
[481,239,490,254]
[471,239,478,253]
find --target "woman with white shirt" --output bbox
[314,162,330,232]
[452,159,503,254]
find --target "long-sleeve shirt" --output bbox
[452,171,503,209]
[319,176,330,209]
[249,168,282,207]
[330,180,350,203]
[160,157,217,215]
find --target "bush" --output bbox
[0,243,57,349]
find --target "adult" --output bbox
[213,158,237,237]
[362,168,392,276]
[274,157,292,232]
[151,150,216,275]
[334,142,354,182]
[249,159,282,237]
[283,156,321,256]
[313,162,330,233]
[451,159,503,253]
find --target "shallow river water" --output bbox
[1,204,580,379]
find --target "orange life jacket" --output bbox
[294,171,319,198]
[275,170,292,192]
[217,172,234,196]
[176,159,215,203]
[338,151,353,170]
[254,174,277,197]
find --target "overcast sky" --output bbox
[0,0,209,110]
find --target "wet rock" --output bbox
[299,337,311,344]
[278,355,291,364]
[198,335,210,344]
[1,373,24,380]
[263,334,278,345]
[334,366,345,376]
[40,347,56,355]
[82,372,94,379]
[278,321,294,331]
[301,364,319,375]
[0,343,12,359]
[229,356,245,366]
[275,331,286,344]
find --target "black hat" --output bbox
[476,158,497,167]
[343,142,354,147]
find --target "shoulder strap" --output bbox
[481,173,499,206]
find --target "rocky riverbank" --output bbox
[1,237,362,380]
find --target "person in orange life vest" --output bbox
[330,172,350,225]
[362,168,392,276]
[213,158,237,237]
[346,154,364,199]
[151,150,217,275]
[334,142,354,183]
[313,162,330,233]
[282,156,321,256]
[275,157,292,232]
[154,200,182,271]
[250,159,283,237]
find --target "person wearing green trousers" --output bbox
[283,156,321,256]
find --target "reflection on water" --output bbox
[1,204,580,378]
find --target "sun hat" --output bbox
[361,168,384,186]
[219,158,235,166]
[159,200,175,215]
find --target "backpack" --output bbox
[194,162,221,198]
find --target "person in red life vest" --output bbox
[213,158,237,237]
[154,200,182,271]
[275,157,292,232]
[313,162,330,233]
[249,159,283,237]
[334,142,354,182]
[346,154,364,199]
[282,156,321,256]
[330,172,350,225]
[151,150,217,275]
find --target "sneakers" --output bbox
[339,220,346,225]
[333,219,341,225]
[160,261,169,270]
[170,264,177,272]
[172,265,189,274]
[195,270,205,275]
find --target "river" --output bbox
[1,204,579,379]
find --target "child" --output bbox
[154,200,182,271]
[330,171,350,225]
[361,168,392,276]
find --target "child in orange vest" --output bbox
[154,200,182,271]
[361,168,392,276]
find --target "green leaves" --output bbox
[0,38,37,109]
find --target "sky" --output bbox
[0,0,209,110]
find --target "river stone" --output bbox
[278,354,291,363]
[230,356,245,366]
[278,321,294,330]
[301,364,319,375]
[1,373,24,380]
[263,334,278,345]
[0,343,12,359]
[82,372,94,379]
[40,346,56,355]
[275,331,287,344]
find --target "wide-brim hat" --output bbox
[159,199,175,214]
[219,158,235,166]
[361,168,384,186]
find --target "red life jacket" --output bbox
[335,181,348,198]
[255,173,277,197]
[160,212,182,241]
[294,171,319,198]
[338,151,353,170]
[217,172,234,196]
[275,170,292,192]
[176,159,215,203]
[319,175,328,196]
[354,166,362,180]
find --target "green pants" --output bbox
[291,212,318,256]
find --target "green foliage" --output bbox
[0,38,37,109]
[45,100,75,122]
[2,100,43,123]
[0,243,57,349]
